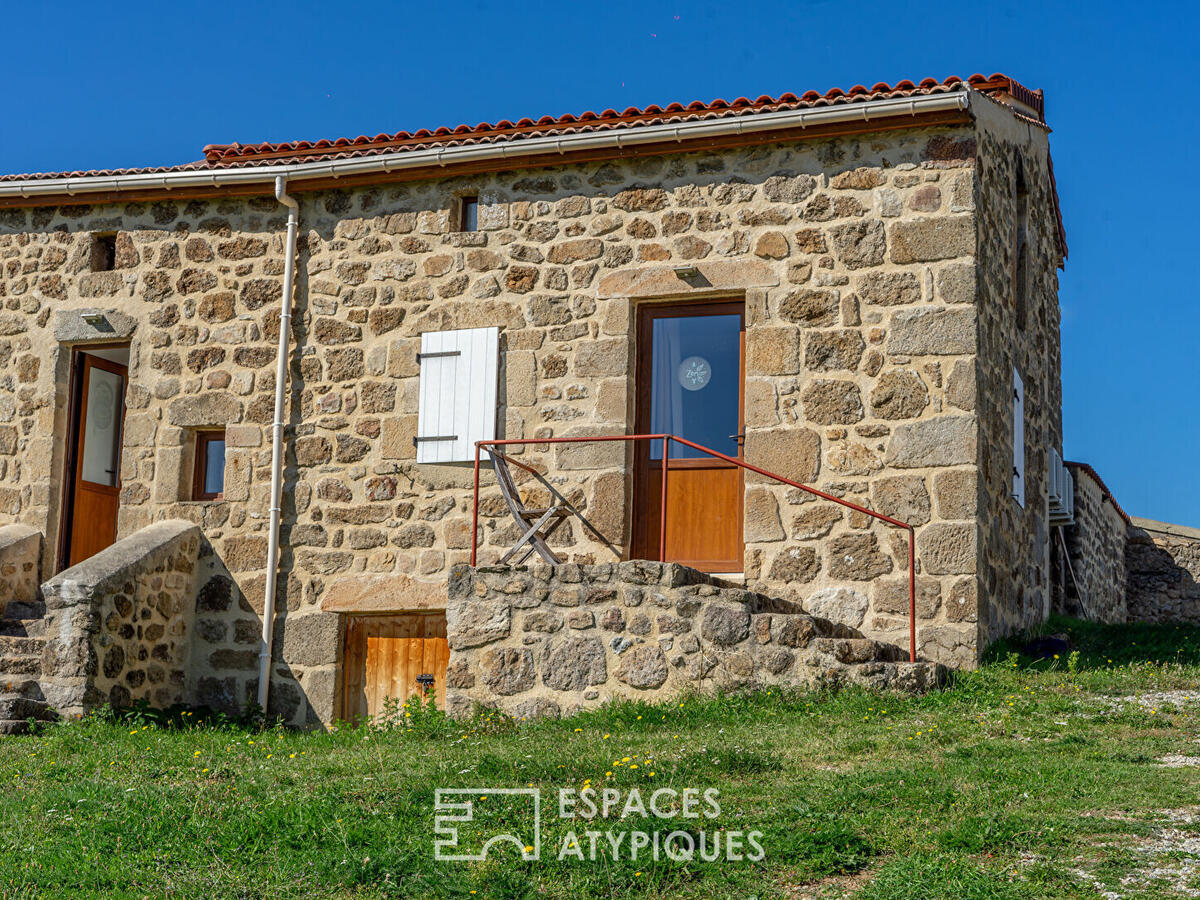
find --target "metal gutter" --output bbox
[0,91,972,201]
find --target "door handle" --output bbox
[728,433,745,442]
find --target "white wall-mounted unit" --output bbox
[1012,367,1025,508]
[1048,448,1075,525]
[415,326,499,464]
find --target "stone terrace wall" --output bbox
[0,524,41,616]
[445,561,944,719]
[971,96,1064,649]
[1126,518,1200,623]
[40,519,200,715]
[1058,465,1127,623]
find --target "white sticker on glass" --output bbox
[677,356,711,391]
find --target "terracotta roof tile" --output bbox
[1065,461,1131,524]
[0,72,1041,183]
[197,73,999,165]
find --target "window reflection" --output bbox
[81,368,124,486]
[204,439,226,496]
[649,313,741,460]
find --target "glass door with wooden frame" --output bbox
[632,300,745,572]
[65,351,128,567]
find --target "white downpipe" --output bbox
[0,92,971,201]
[257,176,298,714]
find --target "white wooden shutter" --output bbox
[415,327,498,464]
[1012,367,1025,507]
[1048,448,1075,525]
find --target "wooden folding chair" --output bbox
[485,449,620,566]
[488,450,569,565]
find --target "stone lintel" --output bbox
[320,573,447,614]
[53,308,138,343]
[596,259,779,299]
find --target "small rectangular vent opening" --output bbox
[90,233,117,272]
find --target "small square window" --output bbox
[459,196,479,232]
[193,431,226,500]
[90,233,116,272]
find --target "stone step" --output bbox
[752,611,864,646]
[0,601,46,621]
[708,572,746,587]
[527,562,916,662]
[751,613,910,664]
[0,717,51,736]
[671,572,904,652]
[0,617,44,638]
[0,655,42,677]
[0,695,54,722]
[0,635,43,657]
[810,636,910,664]
[829,660,947,692]
[676,580,869,644]
[0,676,42,700]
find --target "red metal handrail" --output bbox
[470,434,917,662]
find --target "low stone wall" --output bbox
[445,561,943,719]
[40,520,201,715]
[0,524,41,617]
[1127,518,1200,623]
[1060,465,1127,623]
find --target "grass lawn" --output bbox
[4,616,1200,899]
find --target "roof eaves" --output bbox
[1065,461,1131,525]
[1,72,1046,185]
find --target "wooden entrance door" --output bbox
[632,300,745,572]
[341,614,450,720]
[66,353,128,567]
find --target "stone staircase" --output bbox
[446,561,947,720]
[651,566,945,694]
[0,597,55,734]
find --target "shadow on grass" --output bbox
[984,614,1200,670]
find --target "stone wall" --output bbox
[1058,465,1127,623]
[40,519,200,715]
[970,96,1064,650]
[0,107,1066,719]
[182,538,333,726]
[445,561,944,718]
[1126,518,1200,623]
[0,524,41,617]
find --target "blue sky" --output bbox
[3,0,1197,524]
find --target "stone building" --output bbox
[1051,461,1200,627]
[0,72,1081,729]
[1057,462,1130,624]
